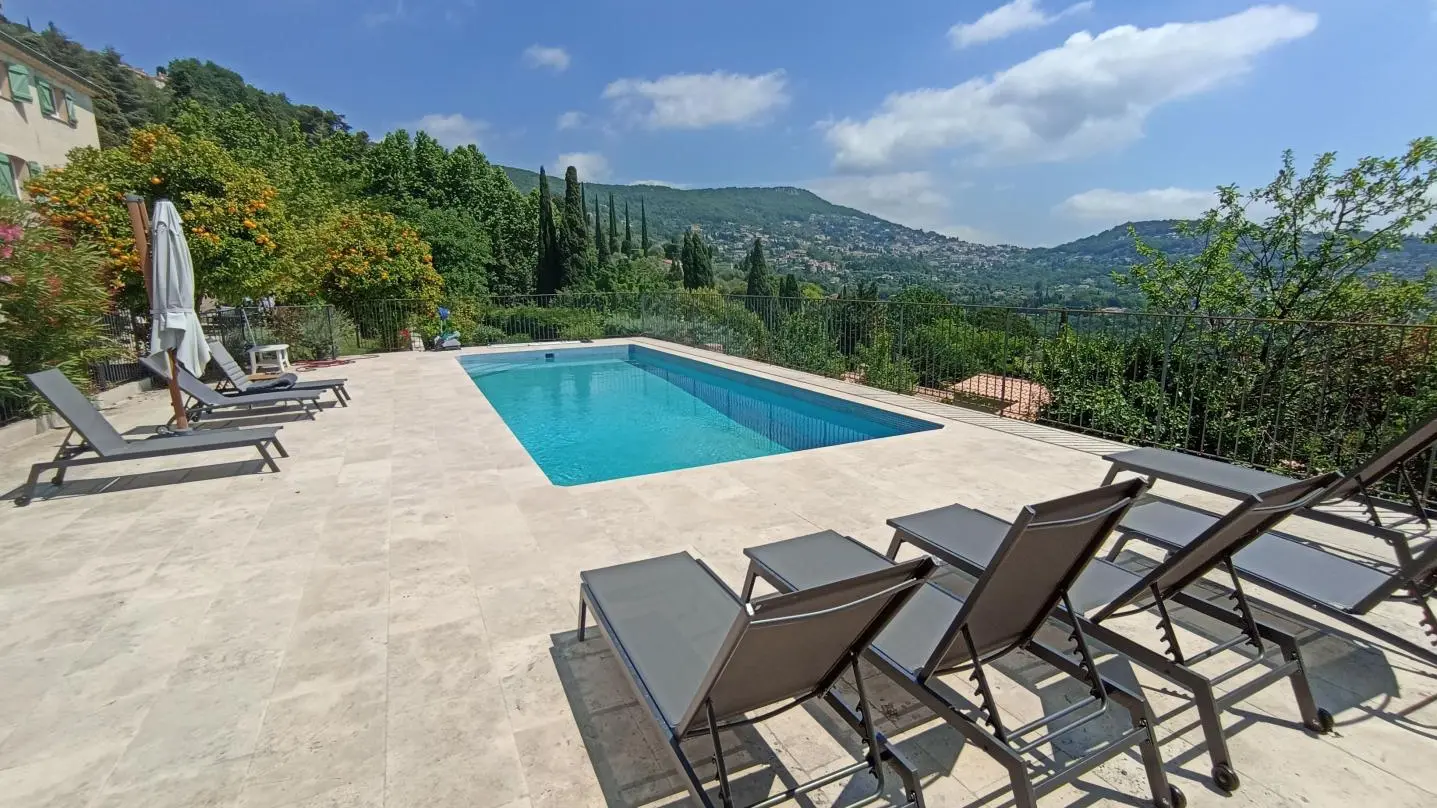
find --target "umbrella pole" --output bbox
[125,195,191,432]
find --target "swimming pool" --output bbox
[459,345,940,486]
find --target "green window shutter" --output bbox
[27,161,42,178]
[63,89,76,122]
[7,63,30,101]
[35,75,54,115]
[0,156,16,199]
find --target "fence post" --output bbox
[1157,315,1172,441]
[325,306,337,360]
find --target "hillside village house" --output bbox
[0,29,99,197]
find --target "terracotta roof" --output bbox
[947,374,1052,421]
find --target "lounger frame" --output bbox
[887,473,1339,792]
[15,369,286,506]
[578,554,933,808]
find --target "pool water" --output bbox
[460,345,939,486]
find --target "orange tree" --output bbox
[25,125,298,308]
[306,208,442,341]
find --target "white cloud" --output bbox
[361,0,405,27]
[806,172,995,242]
[523,45,571,72]
[1056,187,1216,221]
[825,5,1318,170]
[557,152,611,182]
[408,113,486,148]
[949,0,1094,48]
[556,111,585,130]
[603,70,789,129]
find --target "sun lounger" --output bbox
[742,481,1186,808]
[207,339,348,404]
[1111,495,1437,664]
[14,369,286,506]
[577,551,934,808]
[1101,410,1437,538]
[887,472,1341,793]
[139,352,322,423]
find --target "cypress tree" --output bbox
[680,232,697,289]
[535,166,562,295]
[594,196,610,266]
[607,193,620,255]
[682,230,714,289]
[743,237,774,297]
[559,166,591,288]
[622,201,634,257]
[640,199,650,252]
[697,232,714,287]
[780,274,800,298]
[580,183,588,237]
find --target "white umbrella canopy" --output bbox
[148,200,210,374]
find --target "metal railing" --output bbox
[10,292,1436,495]
[318,292,1431,485]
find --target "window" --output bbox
[35,74,54,116]
[6,62,30,101]
[0,155,16,199]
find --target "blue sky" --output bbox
[14,0,1437,245]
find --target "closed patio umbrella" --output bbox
[148,200,210,375]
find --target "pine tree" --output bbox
[622,201,634,257]
[535,167,561,295]
[743,237,774,297]
[607,193,620,256]
[640,199,650,252]
[594,195,610,266]
[559,166,591,288]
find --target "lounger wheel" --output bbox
[1167,784,1187,808]
[1309,708,1336,734]
[13,495,30,507]
[1211,763,1240,793]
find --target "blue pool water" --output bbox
[460,345,940,486]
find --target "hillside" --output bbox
[507,165,1437,304]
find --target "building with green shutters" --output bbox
[0,29,100,198]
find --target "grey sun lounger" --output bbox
[887,472,1341,794]
[1110,495,1437,664]
[577,551,935,808]
[742,481,1186,808]
[140,352,322,424]
[1101,409,1437,538]
[206,340,349,405]
[14,369,286,506]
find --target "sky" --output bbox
[13,0,1437,246]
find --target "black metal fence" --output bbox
[303,292,1436,482]
[9,292,1437,492]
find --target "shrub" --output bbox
[559,322,603,341]
[856,331,918,394]
[483,305,602,341]
[771,308,843,377]
[468,325,507,345]
[0,197,121,416]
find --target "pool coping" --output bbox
[455,338,951,423]
[453,339,948,486]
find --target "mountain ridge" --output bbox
[503,166,1436,304]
